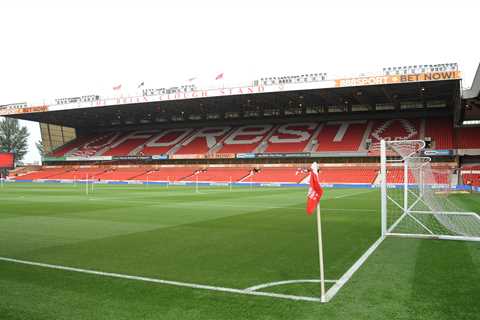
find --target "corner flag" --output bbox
[306,162,324,215]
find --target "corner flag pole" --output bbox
[316,202,326,303]
[308,161,326,303]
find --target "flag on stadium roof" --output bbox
[215,73,224,80]
[113,84,122,91]
[306,162,324,215]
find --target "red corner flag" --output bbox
[306,162,324,215]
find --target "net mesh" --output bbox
[383,140,480,239]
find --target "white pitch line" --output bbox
[333,189,376,199]
[0,256,320,303]
[84,197,377,213]
[324,235,385,302]
[245,279,338,292]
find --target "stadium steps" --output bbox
[248,168,307,183]
[359,120,374,151]
[372,172,381,185]
[253,124,278,153]
[304,123,324,152]
[190,168,252,182]
[48,136,86,157]
[237,172,253,182]
[238,171,255,182]
[204,127,235,155]
[180,170,200,181]
[15,168,69,180]
[167,143,184,155]
[128,170,152,180]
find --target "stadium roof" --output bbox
[6,80,459,130]
[461,63,480,124]
[1,63,472,129]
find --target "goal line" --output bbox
[0,256,330,303]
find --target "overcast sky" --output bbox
[0,0,478,163]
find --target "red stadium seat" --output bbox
[318,167,378,184]
[265,123,318,152]
[217,125,274,153]
[315,121,367,152]
[369,119,421,143]
[455,127,480,149]
[184,167,251,182]
[425,118,453,149]
[249,167,309,183]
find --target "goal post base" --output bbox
[386,233,480,242]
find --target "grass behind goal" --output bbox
[0,183,479,319]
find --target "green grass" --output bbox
[0,183,479,319]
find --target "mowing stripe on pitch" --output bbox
[324,235,385,302]
[332,189,376,199]
[85,197,377,212]
[0,256,320,303]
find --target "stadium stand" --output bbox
[462,174,480,186]
[140,129,194,155]
[68,132,123,157]
[96,167,149,181]
[50,136,92,157]
[22,116,477,186]
[7,166,34,178]
[425,118,453,149]
[462,165,480,170]
[264,123,318,152]
[386,167,451,184]
[318,167,378,184]
[50,167,108,180]
[216,124,275,153]
[461,164,480,187]
[16,167,68,180]
[103,131,157,156]
[386,168,415,184]
[184,167,251,182]
[315,121,368,152]
[455,127,480,149]
[134,167,199,182]
[175,127,232,155]
[45,118,480,158]
[369,119,421,144]
[249,167,309,183]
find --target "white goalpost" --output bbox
[380,139,480,241]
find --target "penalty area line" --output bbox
[0,256,320,303]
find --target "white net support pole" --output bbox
[380,139,387,237]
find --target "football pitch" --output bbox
[0,183,479,319]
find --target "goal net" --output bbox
[380,140,480,241]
